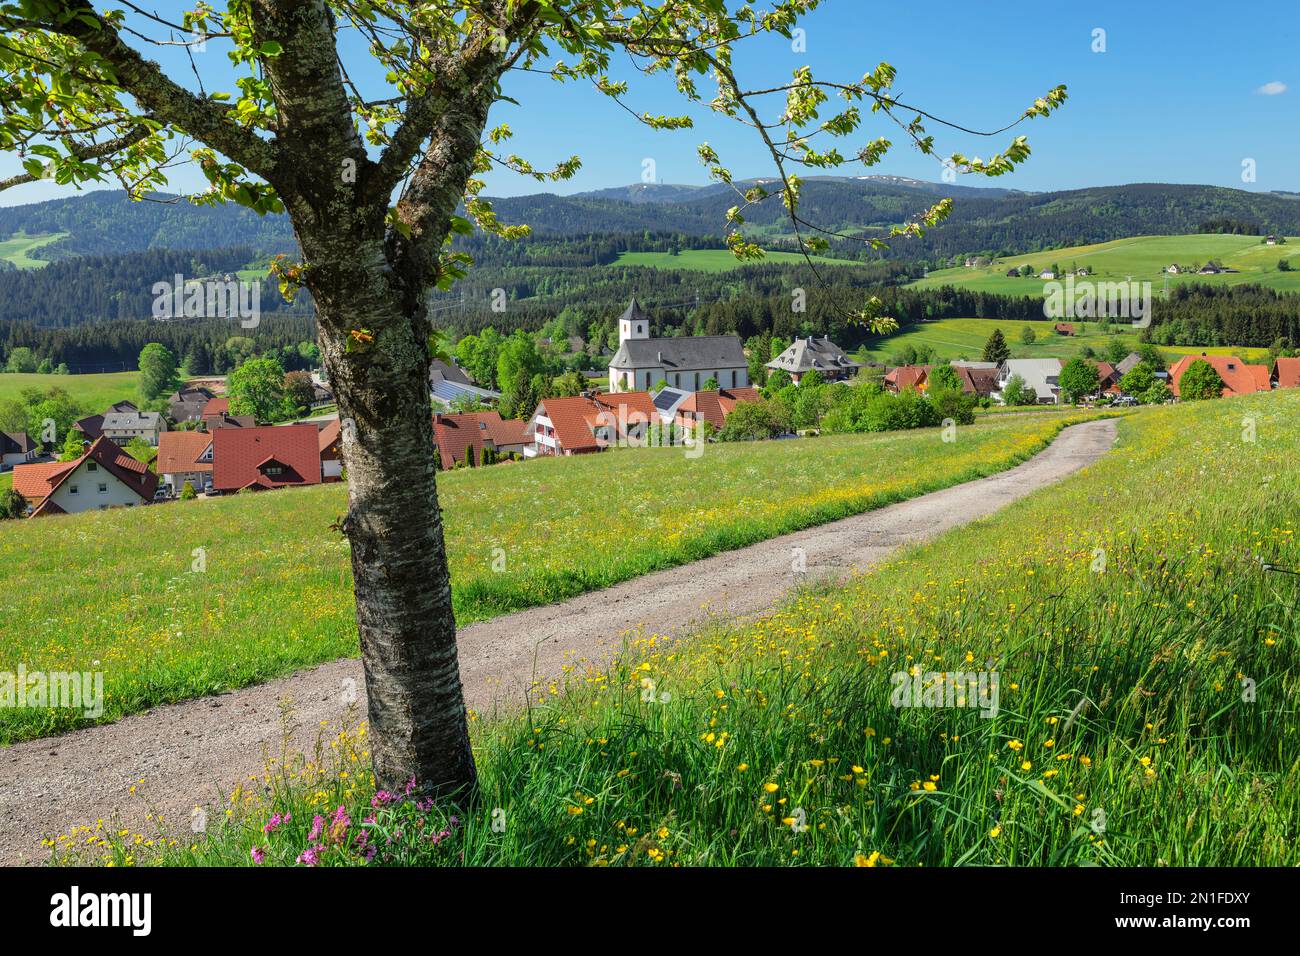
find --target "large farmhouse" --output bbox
[767,336,861,384]
[607,299,749,393]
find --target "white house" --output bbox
[102,410,167,446]
[12,435,158,516]
[0,431,38,468]
[996,358,1063,405]
[607,298,749,392]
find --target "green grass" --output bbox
[612,248,861,272]
[0,371,140,410]
[0,231,66,269]
[860,317,1270,364]
[0,412,1097,743]
[912,234,1300,295]
[80,388,1298,867]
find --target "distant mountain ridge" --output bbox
[6,178,1300,264]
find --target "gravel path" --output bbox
[0,419,1117,865]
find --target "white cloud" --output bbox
[1257,81,1288,96]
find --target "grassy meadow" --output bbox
[0,370,139,409]
[613,248,860,272]
[912,234,1300,295]
[60,388,1299,867]
[0,412,1097,743]
[0,231,65,269]
[860,317,1271,364]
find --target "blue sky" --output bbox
[3,0,1298,207]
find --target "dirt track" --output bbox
[0,418,1117,865]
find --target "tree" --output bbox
[1279,258,1292,272]
[1119,363,1155,397]
[180,480,197,500]
[927,364,960,391]
[138,343,180,401]
[1020,326,1036,346]
[1001,374,1034,406]
[0,0,1064,801]
[5,347,36,373]
[701,376,719,391]
[1141,381,1172,405]
[1058,358,1100,404]
[60,428,87,461]
[1179,359,1225,400]
[284,370,316,414]
[0,488,26,520]
[228,357,287,422]
[36,358,53,374]
[982,329,1011,363]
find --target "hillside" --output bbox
[860,316,1271,364]
[8,181,1300,266]
[0,412,1091,742]
[913,234,1300,294]
[65,389,1300,868]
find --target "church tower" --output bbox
[618,297,652,344]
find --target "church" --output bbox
[607,298,749,393]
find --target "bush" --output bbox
[0,488,27,519]
[1178,360,1225,401]
[928,386,977,426]
[717,398,791,441]
[180,481,197,500]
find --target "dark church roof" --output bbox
[611,335,746,372]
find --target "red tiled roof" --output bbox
[156,431,213,476]
[884,365,931,391]
[429,411,530,467]
[1168,355,1271,398]
[953,366,1000,396]
[211,424,322,491]
[678,387,761,429]
[12,460,73,500]
[1055,323,1076,334]
[318,418,342,459]
[202,413,254,430]
[1275,356,1300,388]
[16,435,157,515]
[432,412,490,469]
[202,396,230,416]
[533,396,604,453]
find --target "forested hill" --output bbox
[0,190,295,260]
[7,180,1300,264]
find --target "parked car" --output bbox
[153,487,171,501]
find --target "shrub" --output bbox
[1178,360,1225,401]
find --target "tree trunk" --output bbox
[308,236,477,800]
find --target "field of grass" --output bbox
[860,317,1271,364]
[912,234,1300,295]
[0,371,139,410]
[0,231,66,269]
[71,388,1298,867]
[613,248,861,272]
[0,412,1099,743]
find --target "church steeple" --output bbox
[618,297,652,344]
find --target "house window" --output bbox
[87,462,98,472]
[265,465,284,476]
[98,483,107,493]
[69,484,79,495]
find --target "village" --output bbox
[4,298,1297,519]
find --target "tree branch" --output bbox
[29,0,279,180]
